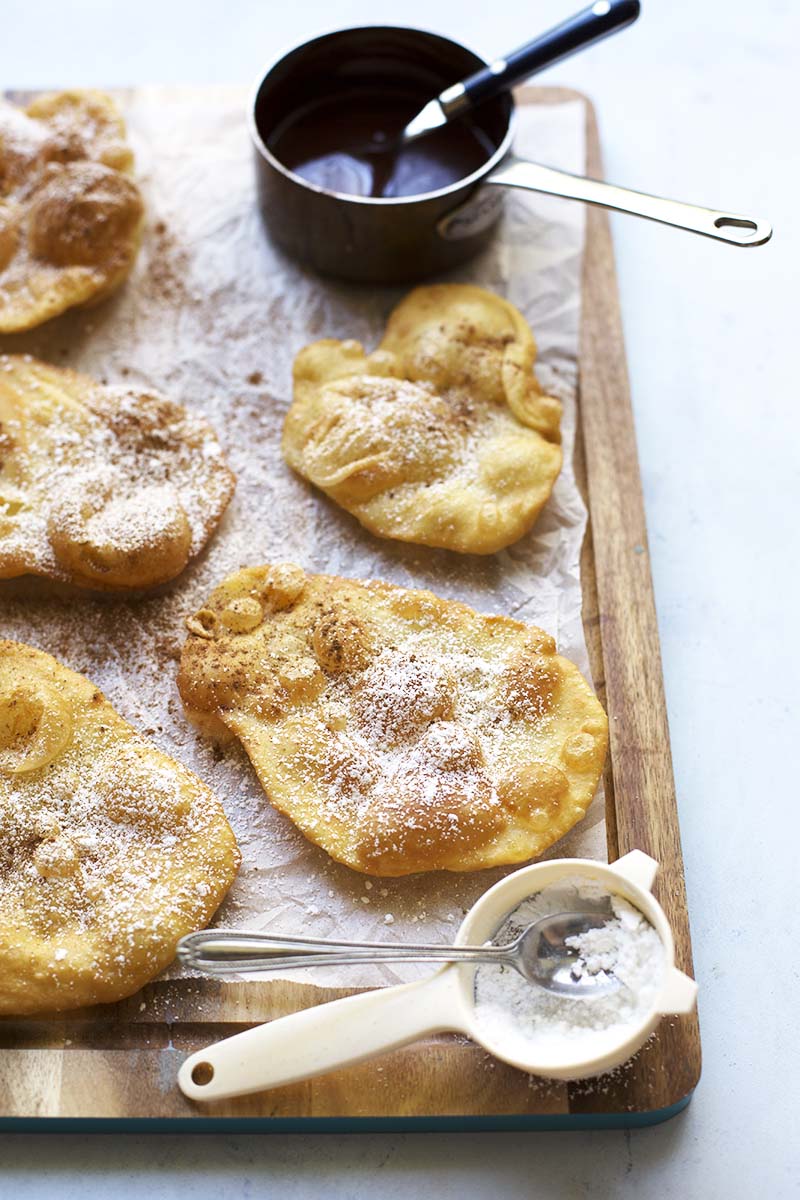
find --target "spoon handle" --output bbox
[178,929,510,975]
[484,156,773,246]
[441,0,640,117]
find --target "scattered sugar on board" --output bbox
[473,877,664,1063]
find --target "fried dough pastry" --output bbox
[179,564,607,877]
[0,90,143,332]
[0,640,240,1015]
[0,355,235,590]
[283,285,563,555]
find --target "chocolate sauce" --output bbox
[267,87,494,199]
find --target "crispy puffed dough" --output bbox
[282,285,563,555]
[0,640,240,1015]
[179,564,608,877]
[0,355,235,589]
[0,90,143,332]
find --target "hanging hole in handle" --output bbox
[714,216,757,231]
[191,1061,215,1086]
[713,215,763,243]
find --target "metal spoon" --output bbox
[178,905,621,999]
[401,0,640,145]
[340,0,637,173]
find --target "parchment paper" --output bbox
[0,86,604,987]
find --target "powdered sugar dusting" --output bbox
[317,636,509,845]
[473,878,665,1065]
[0,360,233,584]
[0,93,141,331]
[0,656,237,1008]
[0,89,599,987]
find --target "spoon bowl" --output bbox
[514,908,620,997]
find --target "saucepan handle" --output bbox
[178,969,463,1102]
[484,156,772,246]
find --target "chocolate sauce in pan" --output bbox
[268,88,494,198]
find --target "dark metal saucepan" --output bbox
[248,25,771,284]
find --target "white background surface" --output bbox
[1,0,797,1195]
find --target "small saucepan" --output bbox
[248,25,771,284]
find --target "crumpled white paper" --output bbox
[0,87,605,987]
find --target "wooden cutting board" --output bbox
[0,85,700,1130]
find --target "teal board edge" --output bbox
[0,1091,692,1133]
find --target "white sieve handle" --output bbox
[178,968,463,1102]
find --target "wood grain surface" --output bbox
[0,86,701,1126]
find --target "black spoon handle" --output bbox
[440,0,641,116]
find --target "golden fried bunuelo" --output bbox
[0,90,143,332]
[0,355,235,590]
[0,640,240,1015]
[282,284,563,555]
[178,564,608,877]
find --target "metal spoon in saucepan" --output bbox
[304,0,640,196]
[397,0,640,147]
[178,902,621,999]
[338,0,642,202]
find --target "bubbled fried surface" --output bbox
[282,284,563,556]
[0,90,143,332]
[0,639,240,1015]
[0,354,235,590]
[178,564,608,877]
